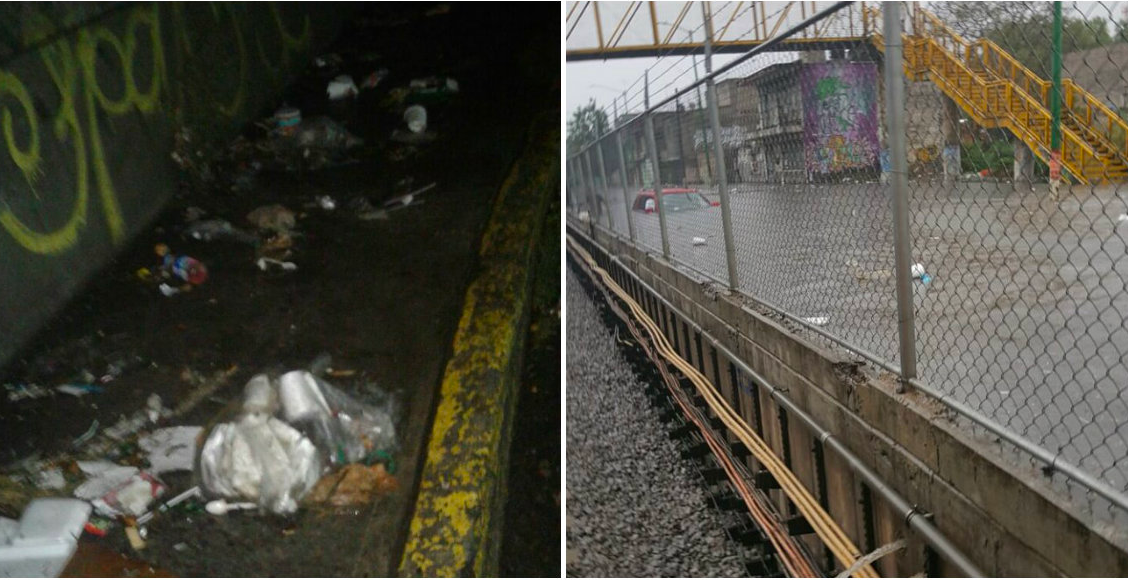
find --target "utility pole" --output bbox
[1050,0,1063,196]
[688,29,713,182]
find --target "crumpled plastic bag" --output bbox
[198,412,322,515]
[278,370,397,466]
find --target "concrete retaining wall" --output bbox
[0,2,348,367]
[571,221,1128,576]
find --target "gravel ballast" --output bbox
[566,263,748,577]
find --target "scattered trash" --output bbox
[326,75,359,100]
[256,257,298,272]
[409,76,459,97]
[156,244,208,285]
[74,461,166,518]
[195,369,398,515]
[1119,213,1128,222]
[315,195,336,210]
[278,370,397,466]
[4,383,50,403]
[198,412,322,515]
[136,486,201,525]
[124,522,145,550]
[275,106,301,136]
[174,542,189,552]
[247,205,296,234]
[146,394,164,423]
[259,232,294,257]
[404,105,427,133]
[383,182,436,210]
[55,383,103,397]
[294,117,364,151]
[349,197,389,221]
[802,316,829,326]
[158,283,181,297]
[139,426,203,474]
[360,68,389,90]
[72,420,99,448]
[313,53,343,72]
[104,410,153,442]
[204,499,257,516]
[182,219,258,244]
[910,263,933,284]
[0,498,91,576]
[33,468,66,491]
[84,517,110,538]
[306,463,397,507]
[692,237,707,246]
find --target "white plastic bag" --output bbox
[198,413,322,514]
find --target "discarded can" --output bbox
[404,105,427,134]
[155,244,208,285]
[167,255,208,285]
[275,106,301,136]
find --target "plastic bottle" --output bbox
[404,105,427,133]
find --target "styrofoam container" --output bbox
[0,498,91,577]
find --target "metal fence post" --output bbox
[567,156,579,215]
[644,113,671,258]
[614,127,636,241]
[882,1,917,385]
[702,3,739,291]
[595,136,615,231]
[644,70,671,258]
[583,149,600,225]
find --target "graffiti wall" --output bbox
[801,62,880,175]
[0,3,347,367]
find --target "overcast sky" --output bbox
[565,1,1127,121]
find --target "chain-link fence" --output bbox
[567,0,1128,524]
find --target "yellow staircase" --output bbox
[864,6,1128,184]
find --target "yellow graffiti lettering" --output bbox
[1,2,314,254]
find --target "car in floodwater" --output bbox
[631,187,720,214]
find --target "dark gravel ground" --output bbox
[565,263,747,577]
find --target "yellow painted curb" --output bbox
[398,115,559,577]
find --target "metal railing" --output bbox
[566,0,1128,528]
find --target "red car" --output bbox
[631,187,720,214]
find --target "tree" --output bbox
[567,99,609,156]
[929,2,1113,80]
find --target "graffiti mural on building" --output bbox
[800,62,879,175]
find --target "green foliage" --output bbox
[961,140,1015,175]
[930,2,1114,79]
[567,99,609,156]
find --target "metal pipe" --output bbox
[568,230,984,577]
[614,127,637,242]
[702,3,739,291]
[882,1,917,384]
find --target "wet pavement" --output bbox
[588,178,1128,511]
[2,2,558,576]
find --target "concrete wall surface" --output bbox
[0,3,349,367]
